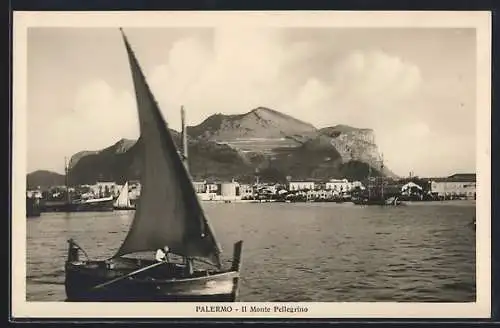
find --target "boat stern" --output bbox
[230,240,244,301]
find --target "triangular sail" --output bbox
[114,182,130,207]
[113,29,222,268]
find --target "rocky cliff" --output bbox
[32,107,395,185]
[320,125,395,177]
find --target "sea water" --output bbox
[26,201,476,302]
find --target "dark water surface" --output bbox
[26,201,476,302]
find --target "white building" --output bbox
[206,183,218,193]
[325,179,351,193]
[218,182,241,201]
[429,173,476,199]
[91,181,118,198]
[288,181,315,191]
[193,181,219,201]
[239,184,254,199]
[192,181,207,194]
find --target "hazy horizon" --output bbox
[26,27,476,177]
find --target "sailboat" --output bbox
[64,28,244,302]
[113,182,135,210]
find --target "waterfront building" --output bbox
[192,181,207,194]
[192,181,220,201]
[325,179,351,193]
[429,173,476,199]
[239,184,254,199]
[91,181,118,198]
[288,181,315,191]
[217,181,241,201]
[206,183,218,193]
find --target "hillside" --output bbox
[66,134,253,185]
[33,107,395,185]
[187,107,318,156]
[27,170,65,189]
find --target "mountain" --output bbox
[319,125,396,177]
[27,170,65,189]
[187,107,317,157]
[188,107,317,140]
[47,107,396,185]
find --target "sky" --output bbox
[26,27,476,177]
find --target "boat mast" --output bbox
[181,105,189,172]
[380,153,385,200]
[64,157,71,203]
[367,162,372,199]
[181,105,194,269]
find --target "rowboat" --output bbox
[64,28,243,302]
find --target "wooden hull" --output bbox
[67,199,115,212]
[42,199,115,212]
[65,263,238,302]
[64,240,243,302]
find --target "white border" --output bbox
[12,11,491,319]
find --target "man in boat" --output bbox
[156,247,194,276]
[155,246,170,262]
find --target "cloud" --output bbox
[145,28,296,130]
[28,28,475,177]
[329,50,422,113]
[48,80,138,153]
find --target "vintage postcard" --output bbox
[12,10,491,318]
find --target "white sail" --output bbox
[114,182,130,207]
[113,29,222,268]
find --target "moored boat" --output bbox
[113,182,136,210]
[352,154,403,206]
[67,196,115,212]
[64,28,244,302]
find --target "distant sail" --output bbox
[113,29,222,268]
[114,182,131,207]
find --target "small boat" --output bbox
[41,161,115,212]
[64,29,243,302]
[352,157,402,206]
[113,182,135,210]
[353,196,402,206]
[384,196,402,206]
[66,196,115,212]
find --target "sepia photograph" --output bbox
[12,11,491,318]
